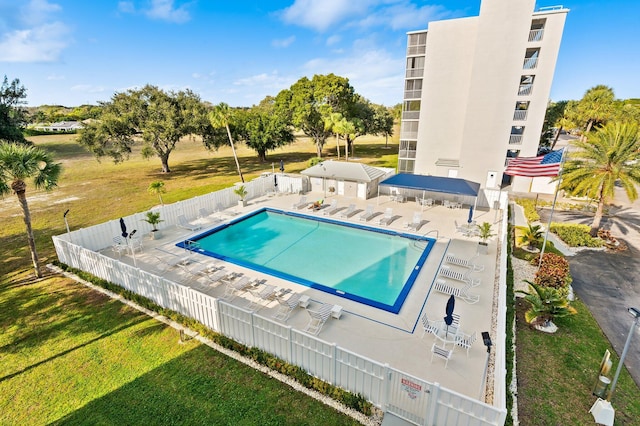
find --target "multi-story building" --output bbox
[398,0,569,202]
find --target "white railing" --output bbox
[402,111,420,120]
[528,29,544,42]
[51,178,507,426]
[398,149,417,159]
[523,57,538,69]
[518,84,533,96]
[400,130,419,140]
[406,69,424,78]
[513,110,528,121]
[404,90,422,99]
[407,45,426,55]
[509,135,523,145]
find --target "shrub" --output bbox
[531,253,572,294]
[309,157,322,166]
[550,223,604,247]
[515,198,540,222]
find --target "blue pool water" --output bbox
[179,208,435,313]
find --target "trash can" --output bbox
[593,375,611,399]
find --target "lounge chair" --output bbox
[308,199,324,211]
[432,279,480,304]
[338,204,356,218]
[445,253,485,272]
[178,262,225,284]
[221,275,253,301]
[322,199,339,216]
[292,196,308,210]
[431,343,453,368]
[177,214,202,232]
[420,313,439,338]
[455,331,477,357]
[273,292,303,321]
[438,265,481,287]
[245,284,278,312]
[407,212,423,231]
[377,208,394,226]
[303,303,335,335]
[359,205,376,222]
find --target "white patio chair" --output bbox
[322,199,339,216]
[455,331,477,357]
[431,343,453,368]
[303,303,335,335]
[445,252,485,272]
[406,212,422,231]
[432,279,480,304]
[273,292,303,322]
[338,204,356,218]
[292,196,308,210]
[359,205,376,221]
[177,214,202,232]
[420,313,439,338]
[245,284,278,312]
[377,208,394,226]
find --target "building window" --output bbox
[404,79,423,99]
[400,121,419,139]
[523,48,540,69]
[407,32,427,55]
[406,56,425,78]
[402,100,421,120]
[509,126,525,144]
[398,159,415,174]
[513,101,529,120]
[518,75,535,96]
[529,18,546,42]
[399,140,417,158]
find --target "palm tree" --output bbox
[570,85,616,142]
[147,181,166,206]
[517,281,577,326]
[208,103,244,183]
[517,223,543,250]
[0,143,62,278]
[560,121,640,236]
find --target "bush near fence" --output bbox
[52,261,373,416]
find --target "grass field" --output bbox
[0,133,395,425]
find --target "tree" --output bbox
[236,107,294,162]
[373,104,395,148]
[0,143,62,278]
[275,74,355,158]
[148,181,166,206]
[560,121,640,236]
[0,76,29,144]
[517,223,543,250]
[517,281,577,326]
[208,103,244,182]
[78,85,206,173]
[568,85,616,140]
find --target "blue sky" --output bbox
[1,0,638,107]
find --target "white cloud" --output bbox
[326,35,341,46]
[0,22,69,62]
[233,71,292,89]
[46,74,65,81]
[0,0,70,62]
[145,0,191,24]
[117,1,136,14]
[279,0,372,32]
[358,3,450,30]
[272,35,296,48]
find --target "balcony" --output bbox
[407,45,426,55]
[523,57,538,69]
[402,111,420,120]
[518,84,533,96]
[406,68,424,78]
[513,110,528,121]
[509,135,523,144]
[528,29,544,42]
[398,149,417,159]
[404,90,422,99]
[400,130,418,139]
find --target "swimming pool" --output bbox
[179,208,435,313]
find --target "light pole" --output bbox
[479,331,492,400]
[63,209,72,243]
[608,307,640,400]
[590,307,640,426]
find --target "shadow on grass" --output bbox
[49,345,359,426]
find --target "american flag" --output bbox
[504,149,564,177]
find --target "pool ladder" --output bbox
[413,230,439,250]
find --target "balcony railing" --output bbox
[400,130,419,139]
[406,68,424,78]
[523,57,538,69]
[509,135,523,144]
[402,111,420,120]
[407,45,426,55]
[528,29,544,42]
[518,84,533,96]
[404,90,422,99]
[398,149,417,159]
[513,110,528,121]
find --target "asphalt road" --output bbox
[538,189,640,389]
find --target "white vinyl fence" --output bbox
[52,177,507,426]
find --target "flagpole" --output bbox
[538,148,567,269]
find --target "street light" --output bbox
[63,209,72,243]
[590,307,640,426]
[479,331,492,399]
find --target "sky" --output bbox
[1,0,638,108]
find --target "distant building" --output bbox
[398,0,568,202]
[34,121,84,132]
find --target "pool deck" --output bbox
[106,192,503,402]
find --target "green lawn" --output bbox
[1,133,396,425]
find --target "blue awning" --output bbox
[379,174,480,197]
